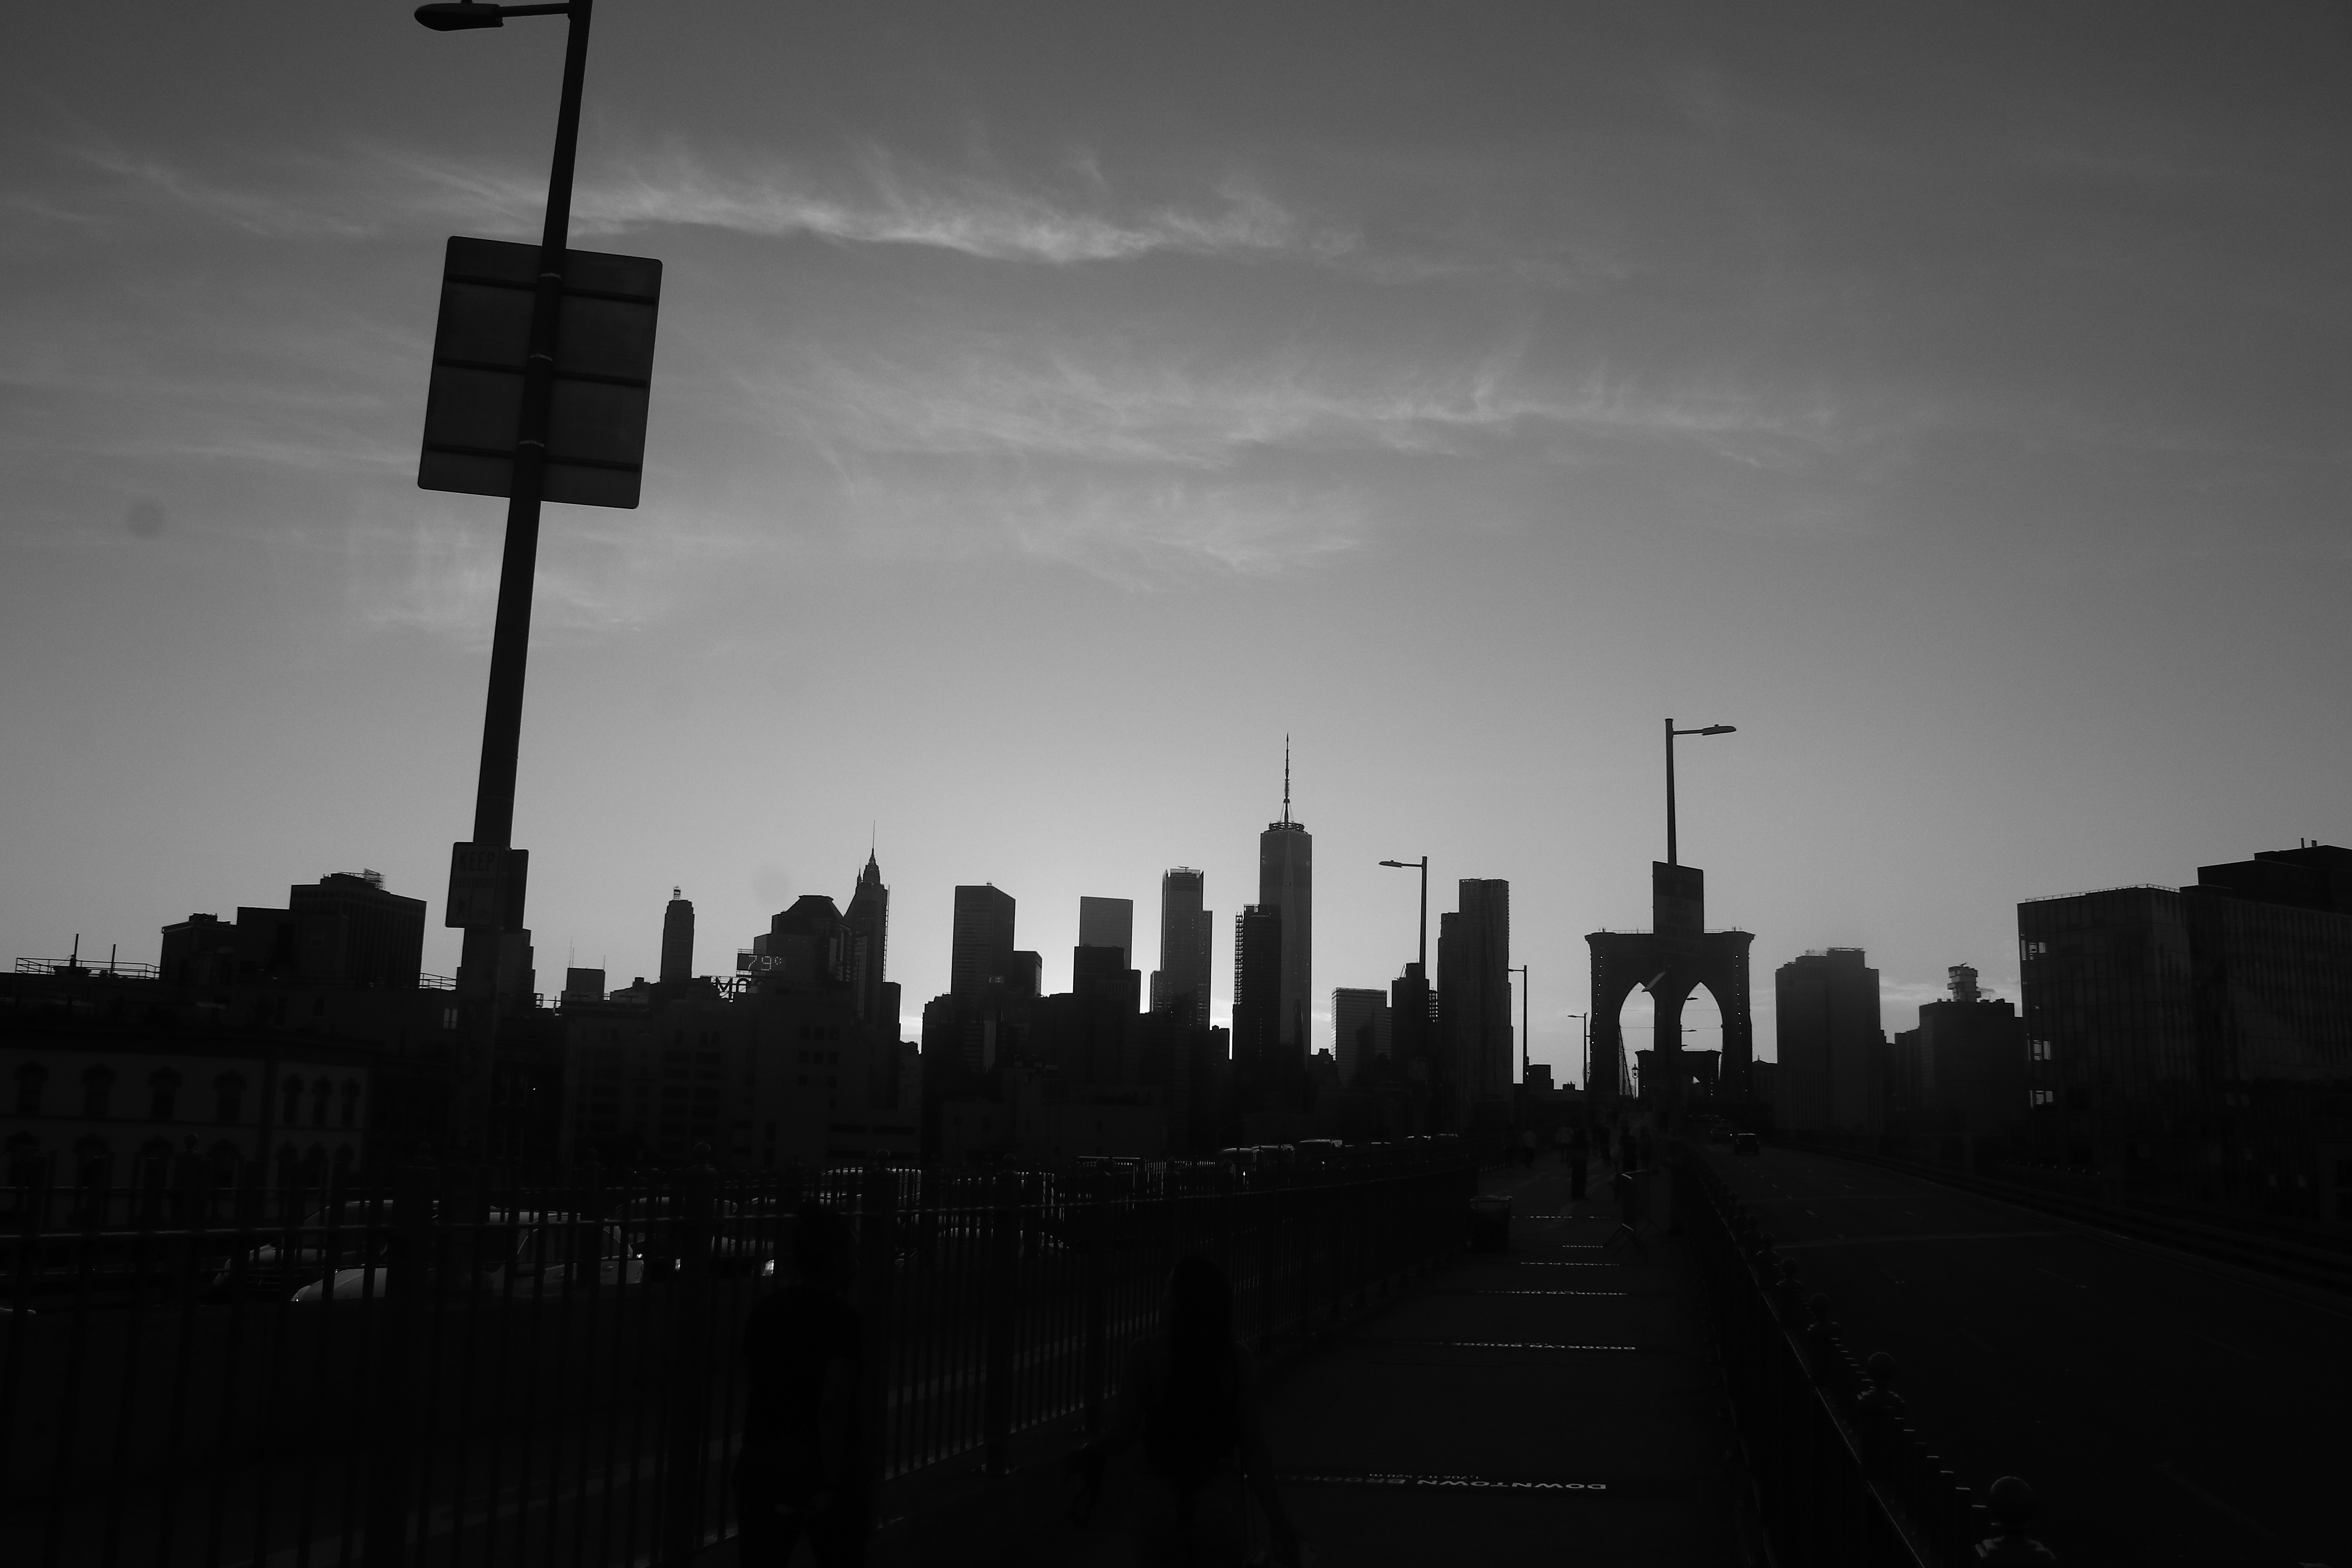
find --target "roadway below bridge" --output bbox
[1703,1140,2350,1568]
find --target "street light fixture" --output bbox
[1377,857,1429,972]
[1565,1012,1589,1093]
[1664,719,1737,866]
[416,0,596,1000]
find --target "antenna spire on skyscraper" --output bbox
[1283,735,1291,826]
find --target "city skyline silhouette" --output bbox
[3,8,2349,1566]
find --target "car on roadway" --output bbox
[1732,1132,1761,1157]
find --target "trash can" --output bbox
[1467,1196,1511,1253]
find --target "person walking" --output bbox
[1070,1257,1305,1566]
[737,1203,870,1567]
[1568,1144,1587,1205]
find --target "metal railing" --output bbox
[1681,1152,2058,1566]
[14,957,163,980]
[0,1149,1474,1568]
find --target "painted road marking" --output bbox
[1284,1472,1614,1493]
[1465,1289,1629,1296]
[2036,1266,2090,1290]
[1388,1339,1640,1351]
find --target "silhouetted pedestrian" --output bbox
[1569,1151,1587,1203]
[1070,1257,1303,1566]
[737,1203,868,1567]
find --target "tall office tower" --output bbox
[1437,879,1513,1109]
[1774,949,1884,1134]
[2018,843,2352,1192]
[1258,744,1312,1063]
[950,884,1016,1000]
[1232,905,1285,1090]
[660,889,695,985]
[845,851,889,1022]
[1078,897,1134,969]
[1152,868,1213,1030]
[1332,987,1391,1087]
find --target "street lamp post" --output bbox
[1664,718,1737,866]
[1510,964,1529,1085]
[1566,1011,1588,1094]
[416,0,596,997]
[1377,857,1429,972]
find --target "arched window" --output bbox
[83,1067,114,1120]
[310,1078,332,1127]
[275,1143,300,1191]
[149,1070,181,1122]
[14,1063,45,1117]
[215,1074,245,1125]
[281,1076,302,1127]
[301,1145,328,1189]
[332,1144,357,1181]
[75,1135,112,1190]
[340,1080,362,1129]
[208,1141,243,1185]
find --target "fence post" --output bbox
[659,1158,717,1567]
[1255,1176,1278,1355]
[980,1170,1019,1475]
[360,1160,434,1568]
[857,1162,898,1485]
[1081,1170,1109,1441]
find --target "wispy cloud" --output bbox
[779,341,1846,473]
[61,132,1354,268]
[566,151,1354,265]
[837,470,1368,587]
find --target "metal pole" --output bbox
[1665,717,1677,867]
[1417,856,1428,973]
[1510,965,1528,1085]
[458,0,595,991]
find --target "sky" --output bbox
[5,2,2350,1083]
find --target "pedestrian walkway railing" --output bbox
[0,1151,1474,1568]
[1681,1153,2059,1566]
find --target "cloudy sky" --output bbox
[5,2,2349,1079]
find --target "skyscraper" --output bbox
[1437,878,1512,1112]
[1258,744,1312,1063]
[1152,868,1212,1030]
[1775,949,1884,1133]
[1078,897,1134,968]
[1232,904,1285,1091]
[950,885,1016,1001]
[1332,987,1390,1087]
[844,851,889,1023]
[660,889,694,985]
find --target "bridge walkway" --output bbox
[1033,1158,1739,1567]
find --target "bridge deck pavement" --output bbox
[1035,1159,1739,1567]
